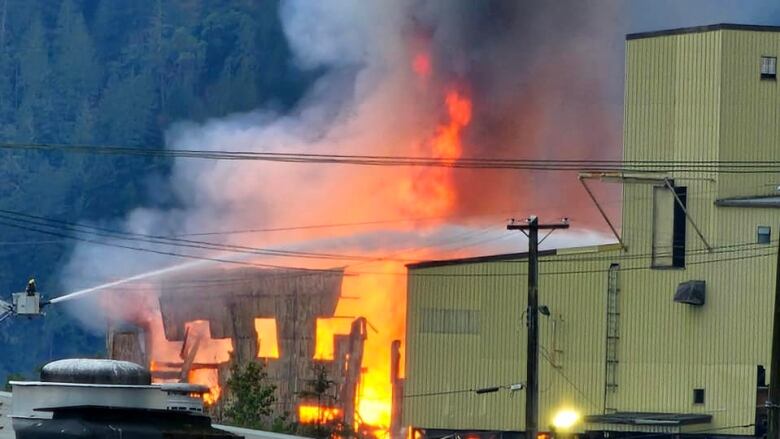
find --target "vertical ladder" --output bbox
[604,263,620,413]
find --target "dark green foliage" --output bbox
[224,361,278,430]
[0,0,315,384]
[4,372,25,391]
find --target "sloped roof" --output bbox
[627,23,780,41]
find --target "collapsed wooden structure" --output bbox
[106,267,367,421]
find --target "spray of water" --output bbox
[51,259,205,304]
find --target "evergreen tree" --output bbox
[97,71,157,146]
[0,0,314,387]
[0,1,14,137]
[16,14,52,142]
[52,0,102,138]
[224,361,278,430]
[164,27,206,120]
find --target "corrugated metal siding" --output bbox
[404,28,780,437]
[404,250,618,431]
[404,244,774,435]
[720,30,780,200]
[623,31,720,258]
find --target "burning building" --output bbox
[106,266,402,433]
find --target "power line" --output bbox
[4,141,780,173]
[0,210,418,264]
[2,209,777,279]
[539,349,600,411]
[174,211,515,237]
[0,208,523,265]
[4,210,772,278]
[540,238,779,264]
[403,382,523,399]
[0,218,340,273]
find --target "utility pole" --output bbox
[508,216,569,439]
[768,239,780,439]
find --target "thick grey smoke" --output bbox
[61,1,780,330]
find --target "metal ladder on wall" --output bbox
[604,263,620,413]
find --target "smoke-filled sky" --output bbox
[61,0,780,304]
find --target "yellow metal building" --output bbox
[403,24,780,438]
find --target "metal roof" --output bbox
[406,242,623,269]
[405,249,555,269]
[627,23,780,41]
[585,412,713,426]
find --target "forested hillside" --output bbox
[0,0,313,382]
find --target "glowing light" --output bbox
[298,405,343,424]
[189,368,221,405]
[183,322,232,403]
[551,409,580,430]
[412,53,432,78]
[254,318,280,358]
[185,320,234,364]
[314,317,353,360]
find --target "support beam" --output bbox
[578,177,625,251]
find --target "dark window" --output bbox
[693,388,705,404]
[652,185,686,269]
[672,187,687,268]
[758,226,771,244]
[761,56,777,80]
[759,365,767,387]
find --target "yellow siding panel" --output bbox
[720,30,780,199]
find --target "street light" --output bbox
[551,409,579,430]
[550,409,580,439]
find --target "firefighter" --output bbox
[25,278,36,296]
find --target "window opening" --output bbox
[761,56,777,80]
[693,388,705,404]
[758,226,771,244]
[652,185,686,268]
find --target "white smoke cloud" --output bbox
[59,0,438,313]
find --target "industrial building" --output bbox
[403,24,780,438]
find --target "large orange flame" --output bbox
[311,48,473,435]
[189,368,221,405]
[299,405,344,424]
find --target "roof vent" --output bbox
[40,359,151,385]
[674,280,706,306]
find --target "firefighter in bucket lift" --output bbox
[25,278,36,296]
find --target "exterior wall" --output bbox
[404,245,619,431]
[720,30,780,200]
[623,30,721,258]
[404,27,780,437]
